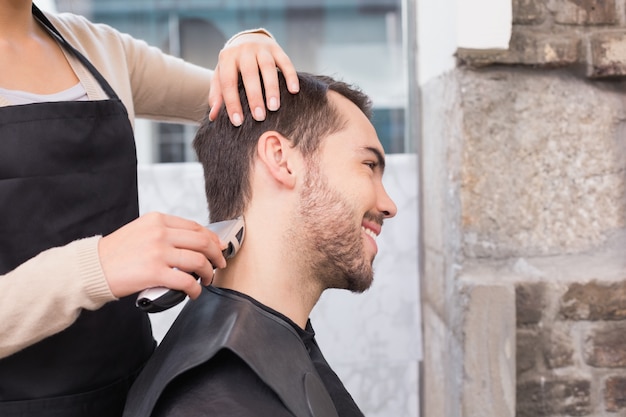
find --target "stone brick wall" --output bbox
[420,1,626,416]
[459,0,626,79]
[450,0,626,417]
[516,277,626,415]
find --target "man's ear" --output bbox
[256,131,298,188]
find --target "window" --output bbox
[57,0,410,161]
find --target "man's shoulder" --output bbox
[152,349,295,417]
[127,289,339,417]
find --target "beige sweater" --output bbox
[0,11,255,358]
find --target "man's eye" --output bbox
[365,161,377,170]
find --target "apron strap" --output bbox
[31,4,121,101]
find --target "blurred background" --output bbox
[53,0,411,163]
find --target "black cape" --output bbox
[123,287,364,417]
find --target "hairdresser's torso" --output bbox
[0,5,211,417]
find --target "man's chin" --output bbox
[345,273,374,293]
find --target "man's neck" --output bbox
[211,220,323,329]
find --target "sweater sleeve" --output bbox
[119,31,212,123]
[0,236,116,359]
[124,27,275,122]
[122,28,274,124]
[49,13,278,126]
[48,12,213,124]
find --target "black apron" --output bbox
[0,6,154,417]
[123,286,339,417]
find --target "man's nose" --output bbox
[378,184,397,218]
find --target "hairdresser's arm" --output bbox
[121,27,299,125]
[0,237,111,359]
[50,12,298,126]
[0,213,225,359]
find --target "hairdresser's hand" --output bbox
[98,212,227,299]
[209,32,299,126]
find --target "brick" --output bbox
[507,30,581,66]
[551,0,618,25]
[456,48,510,68]
[605,376,626,412]
[560,281,626,320]
[544,327,575,369]
[588,31,626,78]
[583,322,626,367]
[513,0,546,24]
[517,378,591,416]
[517,282,547,325]
[517,329,542,375]
[457,30,580,68]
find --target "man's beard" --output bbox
[294,164,377,293]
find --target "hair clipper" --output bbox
[136,216,245,313]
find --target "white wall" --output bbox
[417,0,511,85]
[457,0,512,49]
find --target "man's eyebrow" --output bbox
[363,146,386,172]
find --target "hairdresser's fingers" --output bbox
[150,211,211,232]
[157,267,203,300]
[159,216,227,282]
[165,227,226,269]
[256,50,281,113]
[238,52,265,122]
[198,268,216,287]
[165,248,219,297]
[99,212,226,298]
[157,214,228,268]
[270,47,299,95]
[213,52,244,127]
[211,31,298,125]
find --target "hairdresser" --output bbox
[0,1,298,416]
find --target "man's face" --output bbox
[296,92,397,292]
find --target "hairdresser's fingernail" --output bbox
[232,113,242,126]
[254,107,265,121]
[268,97,279,111]
[291,83,300,93]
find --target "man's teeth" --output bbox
[362,226,377,240]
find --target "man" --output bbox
[123,72,397,417]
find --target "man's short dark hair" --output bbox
[193,72,372,222]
